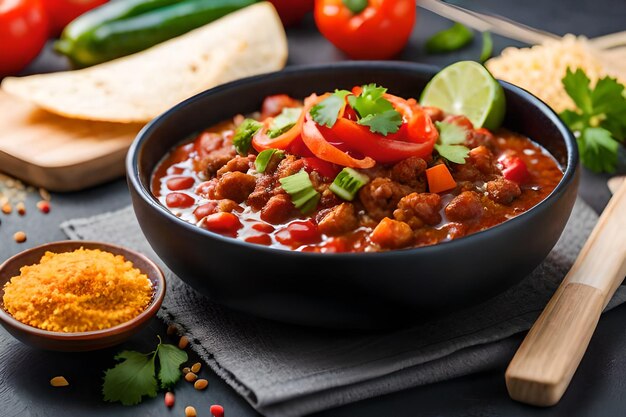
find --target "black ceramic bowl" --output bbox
[127,62,578,328]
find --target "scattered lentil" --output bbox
[191,362,202,373]
[184,372,198,383]
[182,367,191,375]
[39,187,51,201]
[193,379,208,390]
[210,404,224,417]
[185,405,197,417]
[16,202,26,215]
[13,231,27,243]
[167,323,178,336]
[36,200,50,214]
[50,376,69,387]
[2,202,11,214]
[164,392,175,408]
[178,335,189,349]
[2,248,153,332]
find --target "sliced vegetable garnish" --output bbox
[434,121,470,164]
[329,167,370,201]
[255,148,284,173]
[233,118,262,155]
[279,170,321,213]
[348,84,402,135]
[426,164,457,193]
[425,22,473,54]
[310,90,351,127]
[480,31,493,63]
[268,107,302,138]
[358,109,402,135]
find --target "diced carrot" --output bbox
[426,164,456,193]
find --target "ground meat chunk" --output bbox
[246,174,276,210]
[370,218,414,249]
[359,177,413,220]
[445,191,484,221]
[393,192,442,229]
[261,194,294,224]
[199,147,237,177]
[468,146,498,175]
[217,155,253,177]
[217,199,241,213]
[466,129,496,151]
[318,203,359,236]
[391,157,427,190]
[276,155,305,179]
[214,172,256,203]
[486,177,521,204]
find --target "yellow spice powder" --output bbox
[2,248,153,332]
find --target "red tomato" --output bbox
[314,0,416,59]
[267,0,314,26]
[165,192,195,208]
[203,212,242,235]
[166,176,195,191]
[498,155,530,184]
[43,0,107,36]
[0,0,48,77]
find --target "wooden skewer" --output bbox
[506,180,626,406]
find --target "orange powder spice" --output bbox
[2,248,153,332]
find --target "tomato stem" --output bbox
[342,0,368,14]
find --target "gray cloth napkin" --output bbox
[61,199,626,417]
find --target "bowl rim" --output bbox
[126,60,578,258]
[0,240,166,341]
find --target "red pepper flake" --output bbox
[16,202,26,216]
[210,404,224,417]
[164,391,175,408]
[37,200,51,214]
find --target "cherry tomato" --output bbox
[314,0,416,59]
[0,0,48,77]
[43,0,108,37]
[193,202,217,221]
[165,192,195,208]
[267,0,314,26]
[166,176,195,191]
[203,212,242,235]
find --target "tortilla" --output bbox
[1,2,287,123]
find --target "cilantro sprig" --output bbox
[309,84,402,135]
[103,337,188,406]
[434,121,470,164]
[559,68,626,173]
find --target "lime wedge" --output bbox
[420,61,505,130]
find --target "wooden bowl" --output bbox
[0,241,165,351]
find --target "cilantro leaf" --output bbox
[268,107,301,138]
[433,121,470,164]
[233,118,262,155]
[348,84,394,118]
[310,90,351,128]
[562,68,593,113]
[103,351,157,406]
[357,109,402,135]
[577,127,619,173]
[157,343,188,389]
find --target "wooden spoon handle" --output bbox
[506,180,626,406]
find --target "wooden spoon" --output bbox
[505,179,626,406]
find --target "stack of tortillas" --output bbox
[1,1,287,123]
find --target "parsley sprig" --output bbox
[434,121,470,164]
[103,337,188,406]
[310,84,403,135]
[559,68,626,172]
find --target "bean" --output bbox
[184,372,197,383]
[2,203,11,214]
[13,231,26,243]
[178,335,189,349]
[190,362,201,373]
[166,177,195,191]
[164,392,175,408]
[210,404,224,417]
[50,376,69,387]
[182,367,191,375]
[185,406,197,417]
[167,324,178,336]
[37,200,50,214]
[193,379,208,390]
[166,192,195,208]
[16,202,26,216]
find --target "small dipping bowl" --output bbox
[0,241,165,351]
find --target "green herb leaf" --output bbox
[268,107,301,138]
[157,344,188,389]
[559,68,626,172]
[233,119,263,155]
[434,121,470,163]
[103,351,157,406]
[357,109,402,135]
[310,90,351,128]
[255,149,284,173]
[577,127,619,173]
[480,31,493,63]
[425,23,474,54]
[342,0,368,14]
[348,84,394,117]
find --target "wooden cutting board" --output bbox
[0,90,143,192]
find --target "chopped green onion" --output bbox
[255,149,284,173]
[425,23,474,54]
[279,170,320,213]
[329,167,370,201]
[233,118,262,155]
[480,31,493,63]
